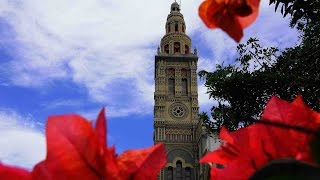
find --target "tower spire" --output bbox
[159,1,193,55]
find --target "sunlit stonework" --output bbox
[153,2,219,180]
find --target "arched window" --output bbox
[165,44,169,53]
[176,161,182,180]
[175,23,178,32]
[182,78,187,95]
[168,78,175,95]
[181,69,188,95]
[168,68,175,78]
[185,45,189,54]
[185,167,191,180]
[181,69,187,78]
[168,68,175,95]
[182,25,185,32]
[174,42,180,53]
[167,166,173,180]
[168,24,171,33]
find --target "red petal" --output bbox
[200,127,243,166]
[291,95,320,124]
[200,147,236,165]
[215,157,255,180]
[223,126,250,153]
[236,0,260,29]
[198,0,261,42]
[210,167,219,180]
[262,96,320,130]
[202,96,320,179]
[0,163,31,180]
[220,12,244,42]
[117,143,166,180]
[291,95,306,108]
[198,0,221,28]
[219,127,233,143]
[259,96,320,162]
[33,114,103,180]
[104,146,120,180]
[262,96,298,124]
[95,108,107,147]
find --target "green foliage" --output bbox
[270,0,320,27]
[199,38,280,130]
[199,1,320,131]
[199,112,217,133]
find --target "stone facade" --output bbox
[154,2,200,180]
[154,2,221,180]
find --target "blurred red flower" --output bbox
[0,108,166,180]
[199,0,260,42]
[200,96,320,179]
[0,163,31,180]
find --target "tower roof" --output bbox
[158,1,197,56]
[170,2,180,12]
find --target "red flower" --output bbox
[199,0,260,42]
[0,163,31,180]
[0,108,166,180]
[200,96,320,179]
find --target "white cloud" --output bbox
[245,1,301,47]
[0,0,202,117]
[0,0,300,117]
[198,57,216,73]
[42,99,83,109]
[197,57,218,113]
[79,103,153,120]
[0,109,45,170]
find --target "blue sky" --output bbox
[0,0,300,169]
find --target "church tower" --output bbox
[154,2,200,179]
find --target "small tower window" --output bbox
[168,68,175,95]
[168,78,175,95]
[185,45,189,54]
[176,161,182,180]
[174,42,180,53]
[185,167,191,180]
[165,44,169,53]
[182,78,187,95]
[167,166,173,180]
[168,24,171,33]
[182,25,185,32]
[175,23,178,32]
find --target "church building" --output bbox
[153,2,219,180]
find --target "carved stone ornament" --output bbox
[168,102,189,119]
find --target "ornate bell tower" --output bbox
[154,2,200,180]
